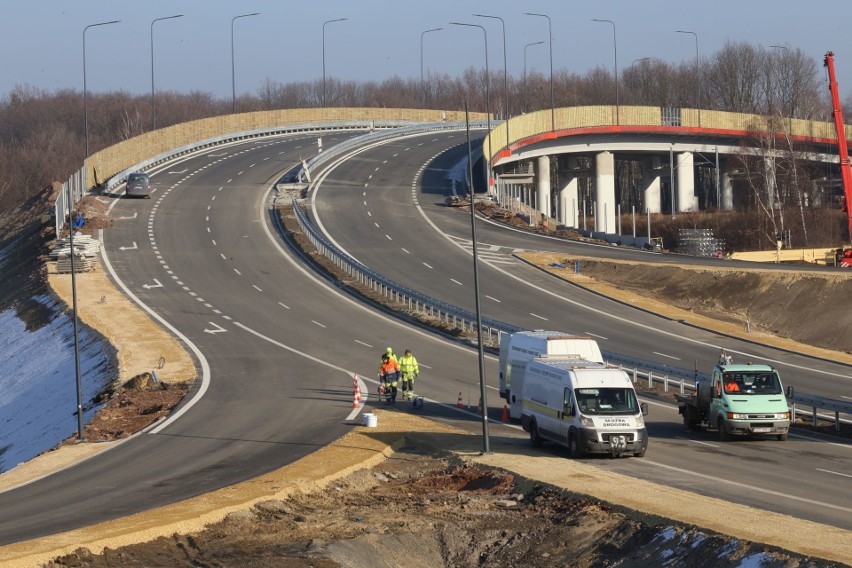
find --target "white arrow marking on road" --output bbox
[119,242,138,251]
[204,322,227,334]
[142,279,163,289]
[117,212,138,220]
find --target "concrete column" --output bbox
[594,151,616,234]
[641,158,662,214]
[676,152,697,212]
[536,155,551,218]
[559,176,579,227]
[721,169,734,211]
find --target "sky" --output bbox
[3,0,852,101]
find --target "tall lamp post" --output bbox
[323,17,348,107]
[84,19,120,158]
[474,14,509,151]
[525,12,554,131]
[420,27,442,108]
[524,41,544,114]
[231,12,259,114]
[450,22,491,153]
[629,57,651,104]
[151,14,184,131]
[676,29,700,127]
[592,18,618,124]
[80,18,120,441]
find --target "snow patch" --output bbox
[0,295,113,473]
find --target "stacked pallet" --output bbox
[52,234,101,273]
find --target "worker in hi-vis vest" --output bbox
[398,349,419,401]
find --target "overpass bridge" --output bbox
[484,106,852,238]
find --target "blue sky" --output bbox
[4,0,852,100]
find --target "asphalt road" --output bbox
[0,129,850,546]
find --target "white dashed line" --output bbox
[252,285,263,292]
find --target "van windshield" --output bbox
[722,371,782,395]
[128,173,148,184]
[575,387,639,415]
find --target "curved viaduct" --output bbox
[484,106,852,238]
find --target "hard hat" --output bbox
[386,347,393,354]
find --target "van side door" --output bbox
[559,386,575,439]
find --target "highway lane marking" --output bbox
[530,313,548,320]
[212,239,217,246]
[204,322,227,334]
[374,222,380,228]
[674,437,719,448]
[816,468,852,478]
[423,262,433,269]
[252,285,263,292]
[486,295,501,302]
[450,278,463,285]
[584,332,609,340]
[385,234,392,240]
[653,351,681,361]
[119,242,137,251]
[234,268,242,275]
[312,321,327,328]
[842,395,852,401]
[355,340,373,348]
[636,459,852,514]
[401,248,410,254]
[278,302,290,309]
[142,279,163,289]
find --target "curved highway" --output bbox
[0,128,850,545]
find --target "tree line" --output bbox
[1,40,850,248]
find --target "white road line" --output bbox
[252,285,263,292]
[674,436,719,448]
[234,268,242,275]
[212,239,217,246]
[485,295,501,303]
[312,320,327,328]
[654,351,682,361]
[385,234,392,240]
[354,340,373,348]
[278,302,290,309]
[530,313,548,320]
[584,332,609,340]
[450,278,463,286]
[816,468,852,478]
[422,262,433,269]
[401,248,410,254]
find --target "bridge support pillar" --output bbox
[721,169,734,210]
[595,151,616,233]
[677,152,697,212]
[641,159,662,214]
[559,176,579,228]
[536,155,551,218]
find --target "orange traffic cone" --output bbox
[502,404,509,422]
[352,384,362,408]
[456,392,464,408]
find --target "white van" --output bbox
[520,356,648,458]
[499,331,603,420]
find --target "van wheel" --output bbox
[776,433,788,441]
[567,431,586,459]
[529,420,543,447]
[717,418,730,441]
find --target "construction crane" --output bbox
[824,52,852,246]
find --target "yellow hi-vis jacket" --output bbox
[399,354,419,379]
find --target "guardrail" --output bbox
[289,132,852,433]
[789,392,852,432]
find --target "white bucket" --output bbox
[362,413,378,427]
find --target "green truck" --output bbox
[676,352,792,441]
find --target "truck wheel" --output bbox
[776,433,788,441]
[682,408,699,431]
[717,418,730,441]
[568,431,586,459]
[529,420,543,447]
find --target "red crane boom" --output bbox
[824,51,852,242]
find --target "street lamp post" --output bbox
[592,18,618,124]
[629,58,651,104]
[151,14,184,131]
[676,30,700,126]
[83,19,120,158]
[231,12,259,114]
[475,14,509,151]
[525,12,554,131]
[323,18,348,107]
[450,22,491,148]
[420,27,442,108]
[524,41,544,113]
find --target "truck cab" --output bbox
[703,363,791,441]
